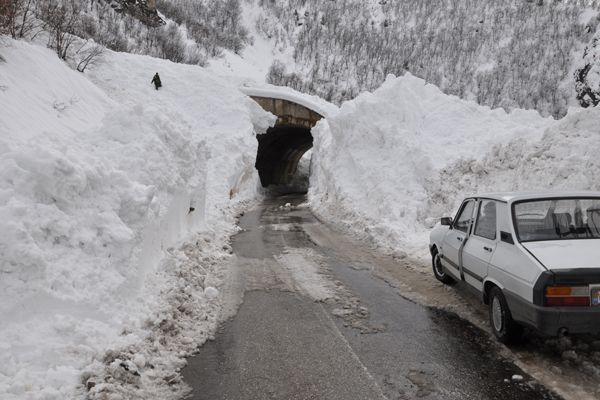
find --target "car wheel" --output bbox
[489,286,523,344]
[432,251,454,284]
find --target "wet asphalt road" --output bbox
[183,194,561,400]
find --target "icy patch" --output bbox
[275,248,336,302]
[268,223,297,231]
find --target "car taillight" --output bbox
[545,286,590,307]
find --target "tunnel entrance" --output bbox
[255,125,312,187]
[248,95,324,189]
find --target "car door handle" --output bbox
[457,237,463,242]
[483,246,493,252]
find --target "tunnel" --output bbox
[249,96,324,188]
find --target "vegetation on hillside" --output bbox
[0,0,249,68]
[260,0,599,117]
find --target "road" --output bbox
[182,194,561,400]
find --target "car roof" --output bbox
[471,191,600,203]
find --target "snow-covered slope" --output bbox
[309,73,562,257]
[256,0,599,117]
[0,39,273,399]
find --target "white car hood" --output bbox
[522,240,600,270]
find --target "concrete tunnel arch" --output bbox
[247,94,325,187]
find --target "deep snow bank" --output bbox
[427,105,600,222]
[309,73,558,257]
[0,39,273,399]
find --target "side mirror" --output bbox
[441,217,453,226]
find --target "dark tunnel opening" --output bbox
[255,125,313,190]
[246,94,324,193]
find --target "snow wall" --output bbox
[0,39,274,399]
[309,73,600,258]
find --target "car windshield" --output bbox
[513,198,600,242]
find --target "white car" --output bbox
[429,192,600,343]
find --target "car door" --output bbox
[462,199,498,291]
[441,199,476,279]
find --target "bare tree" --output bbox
[155,22,186,63]
[38,0,81,60]
[0,0,38,38]
[75,40,105,72]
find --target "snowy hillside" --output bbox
[0,0,251,67]
[4,0,599,117]
[256,0,599,117]
[0,39,273,399]
[309,73,600,258]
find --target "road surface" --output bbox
[183,194,560,400]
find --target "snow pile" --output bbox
[427,105,600,224]
[0,39,273,399]
[309,73,556,256]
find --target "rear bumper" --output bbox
[505,291,600,336]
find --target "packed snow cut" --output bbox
[309,73,600,259]
[0,39,274,399]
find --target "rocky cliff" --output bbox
[106,0,164,27]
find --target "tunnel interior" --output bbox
[255,125,313,188]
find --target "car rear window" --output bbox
[513,198,600,242]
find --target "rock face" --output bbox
[575,31,600,108]
[106,0,164,27]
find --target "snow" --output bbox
[203,286,219,300]
[275,248,336,302]
[240,84,339,118]
[3,9,600,398]
[578,7,599,25]
[205,0,296,87]
[309,73,555,257]
[0,38,273,399]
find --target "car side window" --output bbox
[453,200,475,233]
[474,200,497,240]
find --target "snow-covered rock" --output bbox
[575,29,600,108]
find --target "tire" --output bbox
[432,250,455,285]
[488,286,523,344]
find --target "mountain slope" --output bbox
[254,0,599,117]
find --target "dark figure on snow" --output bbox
[151,73,162,90]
